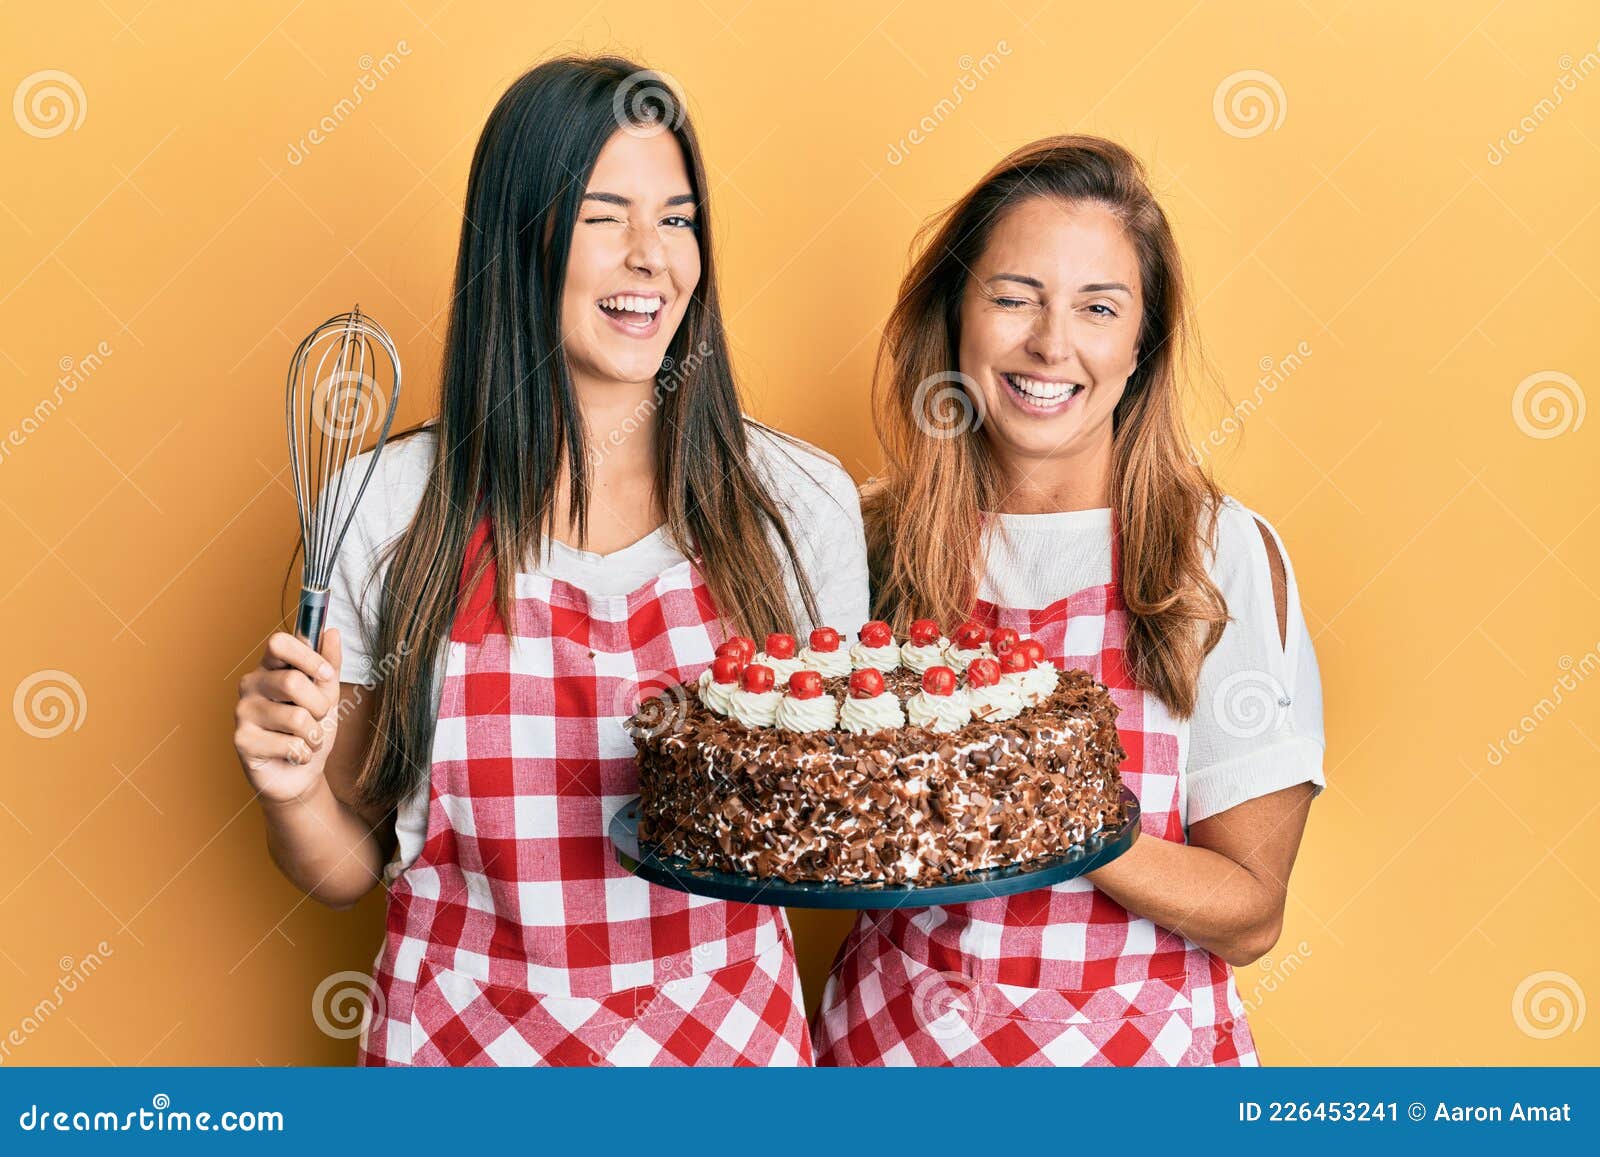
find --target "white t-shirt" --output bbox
[980,497,1326,829]
[324,422,872,879]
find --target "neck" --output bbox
[569,371,661,476]
[990,434,1114,514]
[549,371,664,549]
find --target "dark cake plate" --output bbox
[609,786,1140,910]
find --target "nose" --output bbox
[625,220,667,277]
[1024,303,1076,367]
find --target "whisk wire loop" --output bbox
[285,305,402,647]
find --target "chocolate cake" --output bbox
[628,620,1129,886]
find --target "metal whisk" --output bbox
[285,305,402,648]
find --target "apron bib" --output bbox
[813,555,1258,1066]
[358,520,812,1066]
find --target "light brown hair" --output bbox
[864,134,1226,717]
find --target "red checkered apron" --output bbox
[813,540,1258,1067]
[358,518,812,1066]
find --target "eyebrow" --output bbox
[987,273,1132,295]
[582,191,697,208]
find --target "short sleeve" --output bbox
[746,422,872,641]
[1184,499,1326,826]
[321,430,435,687]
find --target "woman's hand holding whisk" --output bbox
[234,629,344,804]
[235,627,392,909]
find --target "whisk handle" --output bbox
[294,587,329,650]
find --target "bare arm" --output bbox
[235,630,398,910]
[1082,783,1314,966]
[1083,514,1314,966]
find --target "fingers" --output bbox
[320,627,342,677]
[241,666,334,719]
[315,628,343,703]
[233,721,316,767]
[261,631,337,683]
[240,700,328,747]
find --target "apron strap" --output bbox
[452,513,504,644]
[1108,508,1122,593]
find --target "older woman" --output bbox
[815,135,1325,1066]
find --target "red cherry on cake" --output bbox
[808,626,841,652]
[908,618,942,646]
[953,620,987,649]
[848,667,886,698]
[710,654,743,684]
[717,636,756,663]
[858,620,893,648]
[1000,648,1031,674]
[989,627,1020,657]
[739,663,775,694]
[1019,639,1047,666]
[765,632,797,659]
[788,670,824,700]
[966,657,1002,688]
[921,665,958,696]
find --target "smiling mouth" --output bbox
[1000,372,1084,408]
[597,293,664,330]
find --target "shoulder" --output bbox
[336,424,437,552]
[1206,495,1298,644]
[323,426,438,660]
[743,419,861,518]
[1207,496,1293,581]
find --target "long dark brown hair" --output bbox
[354,56,818,809]
[865,135,1226,717]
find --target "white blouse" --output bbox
[979,498,1326,830]
[324,422,872,879]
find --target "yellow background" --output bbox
[1,1,1596,1065]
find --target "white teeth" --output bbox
[600,294,663,315]
[1006,374,1080,402]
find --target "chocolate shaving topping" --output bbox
[628,666,1128,886]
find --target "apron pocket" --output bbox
[409,940,805,1067]
[983,973,1197,1066]
[910,968,1196,1067]
[407,957,617,1066]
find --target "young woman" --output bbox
[233,56,868,1066]
[814,136,1325,1066]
